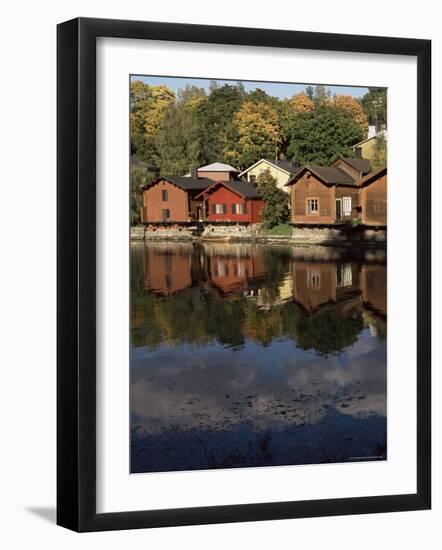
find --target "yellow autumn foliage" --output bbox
[289,92,315,113]
[334,94,368,136]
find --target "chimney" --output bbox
[354,147,362,159]
[190,166,198,179]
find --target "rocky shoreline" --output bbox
[131,224,387,247]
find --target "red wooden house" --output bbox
[196,180,265,223]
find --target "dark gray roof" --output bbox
[340,157,371,175]
[143,176,214,191]
[198,179,262,199]
[287,165,358,186]
[264,159,298,173]
[226,180,262,198]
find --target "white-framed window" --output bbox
[307,268,321,288]
[212,203,227,214]
[337,263,353,288]
[342,196,352,216]
[232,203,247,214]
[307,198,319,215]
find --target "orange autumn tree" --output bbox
[289,92,315,113]
[334,94,368,136]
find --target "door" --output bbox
[335,199,342,221]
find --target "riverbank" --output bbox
[131,223,387,247]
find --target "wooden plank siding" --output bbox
[335,186,361,221]
[291,173,335,224]
[141,180,189,223]
[360,174,387,226]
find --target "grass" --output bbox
[264,223,293,236]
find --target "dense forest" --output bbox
[131,82,386,172]
[130,82,387,222]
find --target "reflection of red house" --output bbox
[205,246,267,296]
[196,180,265,223]
[143,244,193,295]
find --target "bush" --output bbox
[256,169,290,229]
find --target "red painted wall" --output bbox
[205,186,264,223]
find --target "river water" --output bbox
[130,242,387,473]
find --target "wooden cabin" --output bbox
[286,164,363,224]
[196,180,265,223]
[141,176,213,223]
[359,166,387,226]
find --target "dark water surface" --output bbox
[131,242,387,473]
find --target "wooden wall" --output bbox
[290,174,335,224]
[141,180,188,222]
[360,174,387,226]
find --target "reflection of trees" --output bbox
[132,284,364,355]
[295,307,364,356]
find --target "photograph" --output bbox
[129,75,388,474]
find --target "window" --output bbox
[307,198,319,215]
[161,189,168,201]
[307,268,321,288]
[213,204,227,214]
[249,175,256,183]
[337,263,353,288]
[342,196,352,216]
[161,209,170,220]
[232,203,247,214]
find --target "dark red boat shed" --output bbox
[196,180,265,223]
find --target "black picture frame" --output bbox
[57,17,431,532]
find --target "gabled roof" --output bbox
[142,176,213,192]
[358,165,387,187]
[198,162,238,172]
[239,158,297,177]
[196,179,262,199]
[286,165,358,187]
[351,129,387,148]
[338,157,371,175]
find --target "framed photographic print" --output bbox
[57,17,431,532]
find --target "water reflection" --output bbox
[131,242,387,473]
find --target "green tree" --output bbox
[305,85,315,100]
[371,133,387,170]
[155,86,206,175]
[361,88,387,129]
[130,165,158,225]
[130,81,175,163]
[286,106,365,165]
[194,84,245,164]
[256,169,290,229]
[313,85,331,107]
